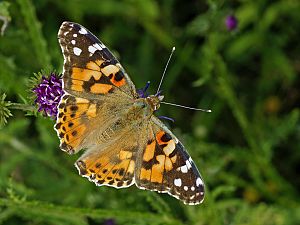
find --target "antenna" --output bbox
[155,47,211,113]
[156,47,176,95]
[161,101,212,112]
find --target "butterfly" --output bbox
[55,21,205,205]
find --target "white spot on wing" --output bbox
[71,40,76,45]
[196,177,203,187]
[79,27,88,34]
[191,186,195,191]
[88,45,97,54]
[98,42,106,49]
[174,178,182,187]
[186,160,192,169]
[73,47,82,56]
[88,43,106,55]
[73,33,77,37]
[184,186,188,191]
[93,43,103,50]
[181,165,188,173]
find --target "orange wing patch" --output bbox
[75,149,136,188]
[87,60,104,70]
[137,131,177,185]
[101,63,126,87]
[55,94,98,154]
[142,140,155,162]
[69,60,127,95]
[90,83,113,94]
[72,67,102,81]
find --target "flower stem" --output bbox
[9,103,36,112]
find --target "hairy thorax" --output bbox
[126,95,162,122]
[94,95,163,145]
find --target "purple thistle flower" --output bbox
[225,15,238,31]
[32,73,64,118]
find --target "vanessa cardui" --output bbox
[55,21,205,205]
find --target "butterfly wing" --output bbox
[58,21,137,98]
[55,94,95,153]
[55,93,133,153]
[55,22,137,154]
[75,127,139,188]
[135,117,205,205]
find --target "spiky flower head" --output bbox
[32,72,64,118]
[0,93,12,127]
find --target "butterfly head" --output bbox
[137,81,164,112]
[131,95,163,120]
[146,94,164,111]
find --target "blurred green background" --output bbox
[0,0,300,224]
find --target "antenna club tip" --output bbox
[207,110,212,113]
[172,47,176,51]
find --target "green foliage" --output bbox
[0,93,12,127]
[0,1,10,35]
[0,0,300,224]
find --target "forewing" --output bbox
[135,117,205,205]
[56,21,136,154]
[58,21,137,99]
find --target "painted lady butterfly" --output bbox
[55,22,205,205]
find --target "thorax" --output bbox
[125,95,162,122]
